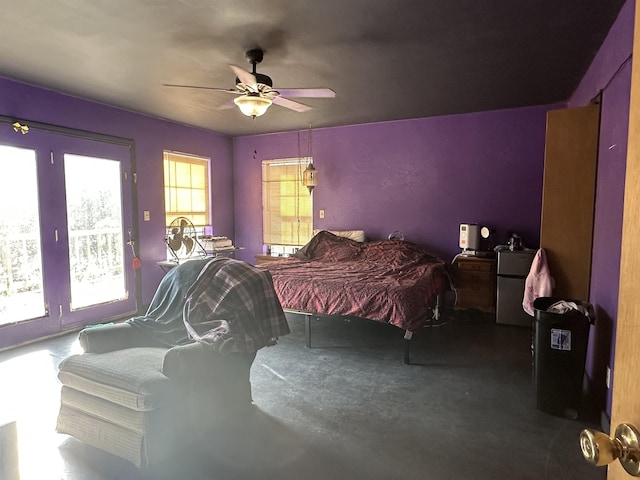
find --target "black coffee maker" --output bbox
[507,233,523,251]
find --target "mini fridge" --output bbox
[496,249,536,326]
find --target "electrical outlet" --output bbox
[606,366,611,389]
[143,210,150,221]
[319,209,325,219]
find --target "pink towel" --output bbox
[523,248,555,316]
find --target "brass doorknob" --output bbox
[580,423,640,476]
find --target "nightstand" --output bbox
[452,255,497,314]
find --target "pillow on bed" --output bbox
[312,229,365,243]
[295,231,364,261]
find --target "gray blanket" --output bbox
[127,258,213,346]
[127,258,290,352]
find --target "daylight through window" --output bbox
[163,151,210,226]
[262,158,313,247]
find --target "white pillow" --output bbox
[313,229,366,243]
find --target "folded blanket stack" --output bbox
[203,236,235,252]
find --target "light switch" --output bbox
[319,209,325,219]
[143,210,150,221]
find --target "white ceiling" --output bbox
[0,0,626,137]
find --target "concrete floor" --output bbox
[0,310,606,480]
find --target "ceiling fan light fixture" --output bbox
[233,94,272,118]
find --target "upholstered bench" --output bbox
[56,258,289,470]
[56,324,255,470]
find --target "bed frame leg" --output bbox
[403,340,411,365]
[305,314,312,348]
[403,330,413,365]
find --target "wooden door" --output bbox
[540,104,600,301]
[609,1,640,478]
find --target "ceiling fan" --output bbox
[163,48,335,118]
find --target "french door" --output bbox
[0,127,136,349]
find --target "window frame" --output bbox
[163,150,211,227]
[262,157,313,248]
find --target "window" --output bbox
[163,151,210,226]
[262,158,313,247]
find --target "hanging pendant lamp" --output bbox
[303,163,317,193]
[302,125,318,193]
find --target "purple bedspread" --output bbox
[260,231,451,332]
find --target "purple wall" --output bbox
[232,1,634,424]
[234,106,551,265]
[0,76,234,344]
[567,0,634,420]
[0,3,631,408]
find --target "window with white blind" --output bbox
[163,151,210,227]
[262,158,313,247]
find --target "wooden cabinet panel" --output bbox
[453,256,497,314]
[540,105,599,300]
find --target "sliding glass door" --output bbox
[0,146,46,324]
[0,127,136,348]
[64,154,127,311]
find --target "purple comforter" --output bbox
[260,231,451,332]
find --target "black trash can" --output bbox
[533,297,594,419]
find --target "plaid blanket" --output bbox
[126,258,214,346]
[183,257,290,353]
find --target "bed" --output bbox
[259,230,452,363]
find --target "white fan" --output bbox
[165,217,203,261]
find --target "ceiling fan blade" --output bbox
[217,99,237,110]
[163,83,239,94]
[273,96,312,113]
[275,88,336,98]
[230,65,258,91]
